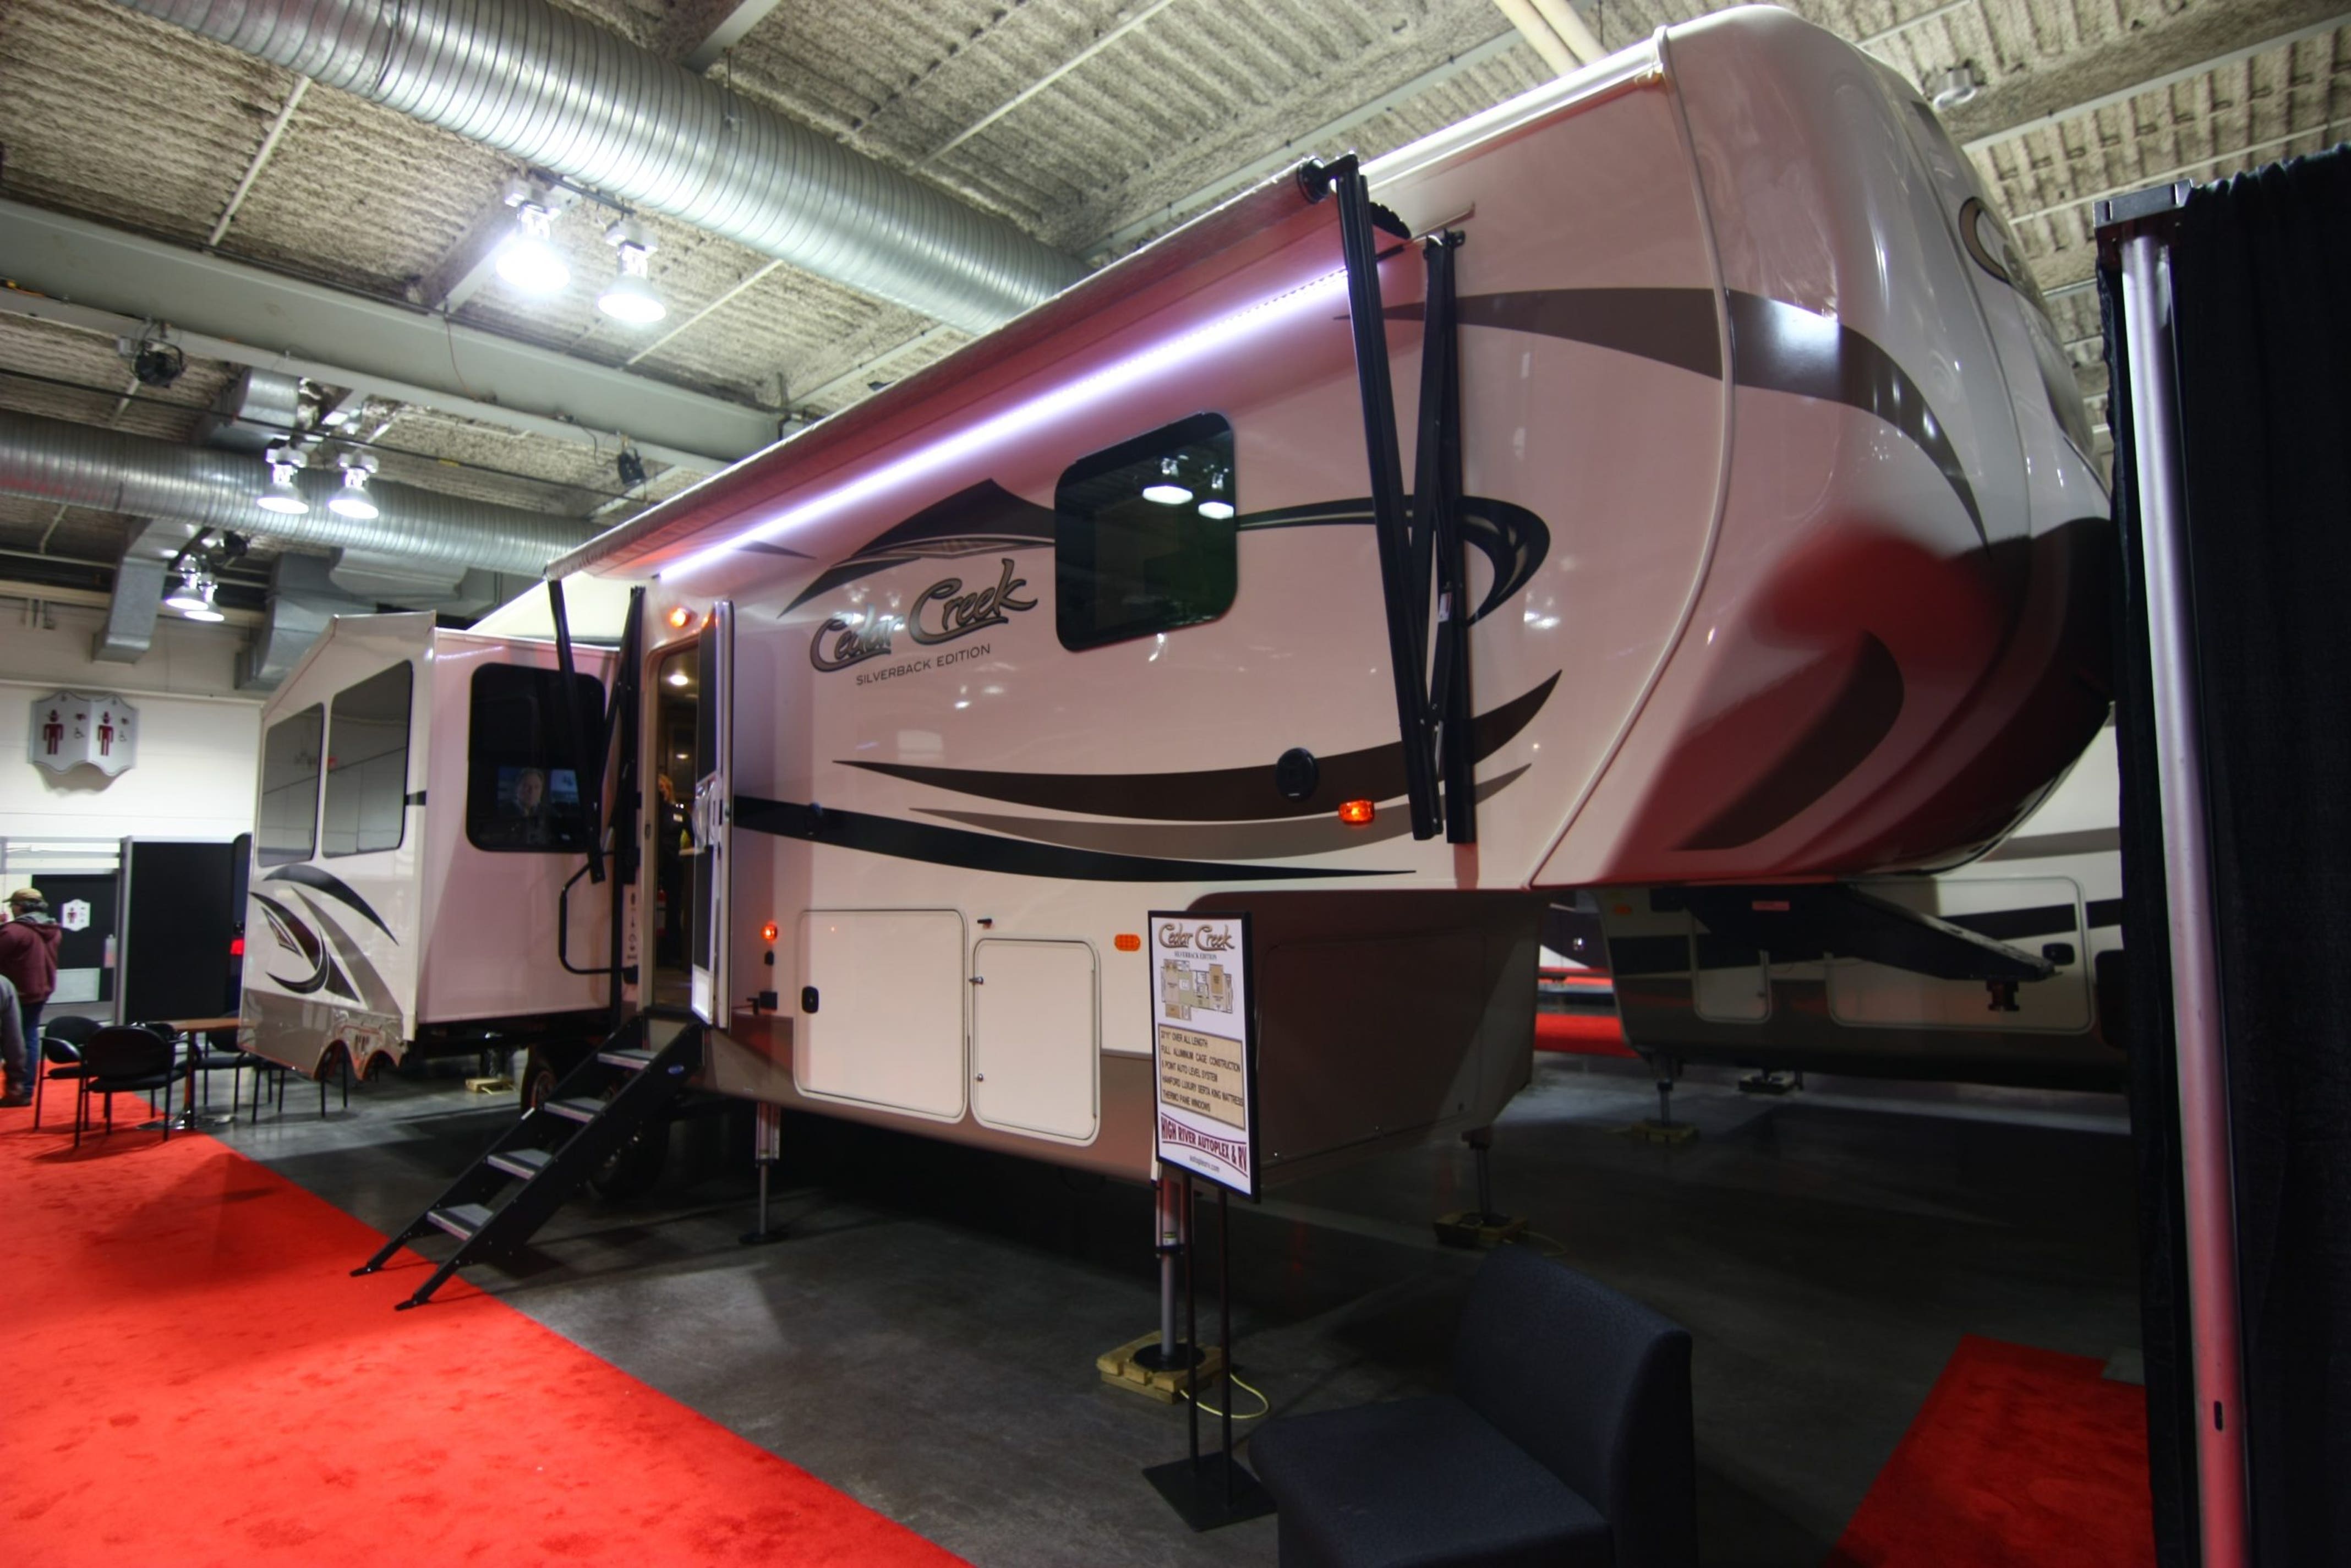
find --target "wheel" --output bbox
[519,1048,562,1116]
[586,1123,668,1201]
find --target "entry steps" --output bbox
[355,1012,704,1309]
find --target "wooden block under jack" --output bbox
[1433,1210,1528,1249]
[466,1076,515,1095]
[1097,1333,1227,1404]
[1621,1118,1700,1144]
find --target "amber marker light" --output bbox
[1338,799,1376,825]
[760,921,780,944]
[1114,933,1141,952]
[666,605,693,629]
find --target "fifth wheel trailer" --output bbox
[247,6,2112,1189]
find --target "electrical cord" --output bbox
[1178,1373,1271,1421]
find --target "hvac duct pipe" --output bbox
[116,0,1086,335]
[2119,231,2251,1568]
[0,409,590,576]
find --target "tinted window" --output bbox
[1056,412,1237,651]
[466,664,605,853]
[322,664,413,857]
[257,704,324,866]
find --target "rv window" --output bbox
[256,704,324,866]
[1056,412,1238,651]
[465,664,605,853]
[322,663,413,858]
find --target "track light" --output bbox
[182,583,226,623]
[328,455,380,520]
[1142,456,1193,506]
[495,189,570,296]
[1927,63,1982,111]
[258,445,309,515]
[598,221,666,325]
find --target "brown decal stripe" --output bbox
[785,479,1057,611]
[916,766,1530,859]
[734,797,1398,882]
[1235,495,1549,625]
[1403,288,1984,540]
[840,671,1558,822]
[1678,635,1904,850]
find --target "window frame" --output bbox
[320,662,415,860]
[463,663,608,855]
[255,703,326,868]
[1054,411,1239,652]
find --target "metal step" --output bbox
[427,1203,495,1239]
[486,1147,555,1181]
[598,1046,658,1070]
[545,1096,605,1124]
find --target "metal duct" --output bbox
[194,367,304,452]
[118,0,1086,335]
[0,409,590,576]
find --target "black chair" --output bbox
[1250,1248,1697,1568]
[31,1015,101,1130]
[186,1027,252,1115]
[74,1026,195,1149]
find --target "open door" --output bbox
[688,602,732,1025]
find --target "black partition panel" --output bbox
[115,839,242,1024]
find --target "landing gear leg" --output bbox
[739,1101,787,1245]
[1435,1127,1528,1248]
[1628,1056,1700,1144]
[1097,1171,1218,1401]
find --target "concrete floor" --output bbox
[220,1056,2141,1568]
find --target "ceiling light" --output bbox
[1142,483,1192,504]
[163,564,210,614]
[598,222,666,325]
[666,669,691,687]
[1197,500,1235,520]
[328,455,379,520]
[495,200,570,296]
[258,445,309,515]
[1927,63,1982,111]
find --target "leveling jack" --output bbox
[1435,1127,1527,1248]
[1625,1058,1699,1145]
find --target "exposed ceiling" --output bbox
[1,0,2344,622]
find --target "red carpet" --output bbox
[1828,1335,2156,1567]
[0,1114,967,1567]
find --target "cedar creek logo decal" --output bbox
[810,557,1035,675]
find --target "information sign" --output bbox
[1149,911,1259,1198]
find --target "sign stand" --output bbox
[1141,913,1275,1531]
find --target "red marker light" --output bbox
[229,937,245,958]
[759,920,780,944]
[1338,799,1376,825]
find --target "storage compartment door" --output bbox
[796,909,966,1120]
[971,939,1098,1143]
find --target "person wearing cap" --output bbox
[0,970,26,1108]
[0,889,62,1096]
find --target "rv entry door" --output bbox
[688,602,734,1025]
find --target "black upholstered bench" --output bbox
[1250,1247,1696,1568]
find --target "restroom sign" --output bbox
[1149,910,1259,1198]
[28,691,138,778]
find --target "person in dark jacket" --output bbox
[0,888,62,1075]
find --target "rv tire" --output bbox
[520,1049,564,1116]
[586,1127,667,1203]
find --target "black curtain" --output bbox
[2110,144,2351,1565]
[2103,257,2200,1568]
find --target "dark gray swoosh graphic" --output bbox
[265,864,395,942]
[841,672,1558,822]
[916,766,1531,859]
[1232,496,1550,625]
[1397,288,1985,541]
[292,889,401,1018]
[735,797,1399,882]
[253,890,346,998]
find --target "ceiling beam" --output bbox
[1950,2,2349,154]
[682,0,788,74]
[0,200,780,471]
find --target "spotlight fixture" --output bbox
[1141,456,1193,506]
[163,562,211,614]
[494,182,571,296]
[181,584,226,623]
[328,454,380,520]
[257,445,309,515]
[1197,499,1236,520]
[1927,63,1982,111]
[132,340,185,388]
[598,221,666,325]
[617,446,648,489]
